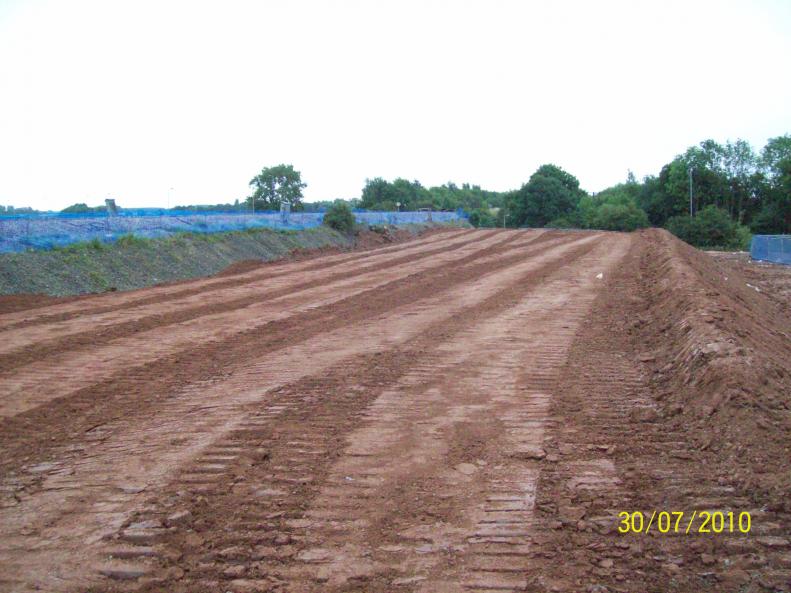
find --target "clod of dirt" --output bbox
[512,446,547,460]
[165,510,191,525]
[455,462,478,475]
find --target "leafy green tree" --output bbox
[360,178,400,210]
[302,200,342,212]
[587,200,649,231]
[632,175,665,226]
[569,190,648,231]
[719,140,758,220]
[752,157,791,233]
[644,140,754,227]
[664,139,760,222]
[427,182,504,211]
[656,160,692,221]
[394,178,432,209]
[360,178,507,213]
[468,208,497,228]
[246,164,306,211]
[775,157,791,230]
[761,135,791,179]
[508,164,583,227]
[322,201,356,234]
[750,200,786,234]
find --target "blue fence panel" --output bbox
[0,209,466,253]
[750,235,791,265]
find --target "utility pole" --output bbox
[502,211,508,228]
[689,167,693,217]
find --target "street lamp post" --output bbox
[688,168,693,217]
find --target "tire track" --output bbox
[264,235,631,593]
[0,230,486,363]
[84,235,613,592]
[0,231,530,417]
[0,232,586,473]
[0,233,604,593]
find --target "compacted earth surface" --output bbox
[0,228,789,593]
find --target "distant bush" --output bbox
[115,234,148,248]
[61,203,105,213]
[545,216,576,228]
[322,201,355,234]
[735,224,753,250]
[587,201,649,231]
[576,192,649,232]
[667,205,751,249]
[468,208,497,228]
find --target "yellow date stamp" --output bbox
[618,511,751,534]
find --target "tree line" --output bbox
[0,205,38,215]
[243,166,506,214]
[305,133,791,249]
[488,135,790,248]
[50,133,791,249]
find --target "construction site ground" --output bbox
[1,228,789,593]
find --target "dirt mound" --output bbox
[636,228,791,508]
[522,230,791,591]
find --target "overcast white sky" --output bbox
[1,0,789,210]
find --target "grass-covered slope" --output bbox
[0,226,354,296]
[0,223,462,296]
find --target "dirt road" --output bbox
[1,229,789,593]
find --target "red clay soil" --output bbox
[216,225,426,277]
[0,292,87,315]
[526,229,791,592]
[0,229,789,593]
[711,251,791,317]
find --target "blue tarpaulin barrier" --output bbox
[0,210,467,253]
[750,235,791,265]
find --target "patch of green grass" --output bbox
[115,234,149,247]
[88,270,109,289]
[53,238,106,254]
